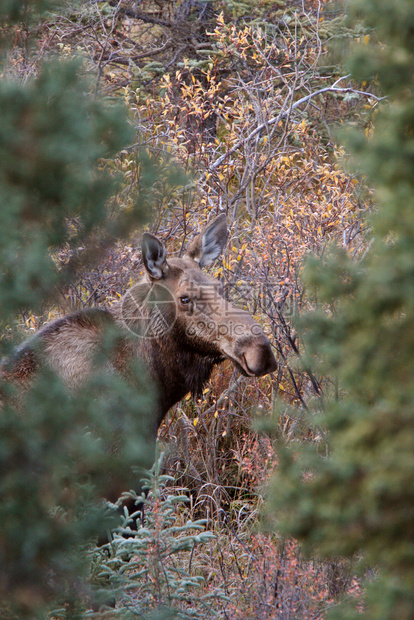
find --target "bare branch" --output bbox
[207,80,384,175]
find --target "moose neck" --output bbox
[139,334,221,428]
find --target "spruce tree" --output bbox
[267,0,414,617]
[0,2,156,617]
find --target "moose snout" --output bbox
[230,332,277,377]
[243,338,277,377]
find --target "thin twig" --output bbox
[206,76,384,175]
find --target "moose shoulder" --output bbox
[1,215,277,440]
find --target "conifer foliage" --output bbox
[90,454,226,618]
[268,0,414,617]
[0,2,154,617]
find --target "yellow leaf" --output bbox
[214,411,218,418]
[193,417,199,427]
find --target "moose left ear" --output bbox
[186,213,228,268]
[142,232,167,279]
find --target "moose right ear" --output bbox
[142,232,167,280]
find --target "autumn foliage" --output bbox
[0,0,391,618]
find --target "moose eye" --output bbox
[179,296,191,306]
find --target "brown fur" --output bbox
[1,216,277,437]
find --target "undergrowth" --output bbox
[49,454,358,619]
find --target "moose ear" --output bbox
[142,232,167,279]
[186,213,228,268]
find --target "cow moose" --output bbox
[1,214,277,501]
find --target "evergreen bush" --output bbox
[0,1,156,616]
[88,454,226,618]
[266,0,414,617]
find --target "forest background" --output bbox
[0,0,413,618]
